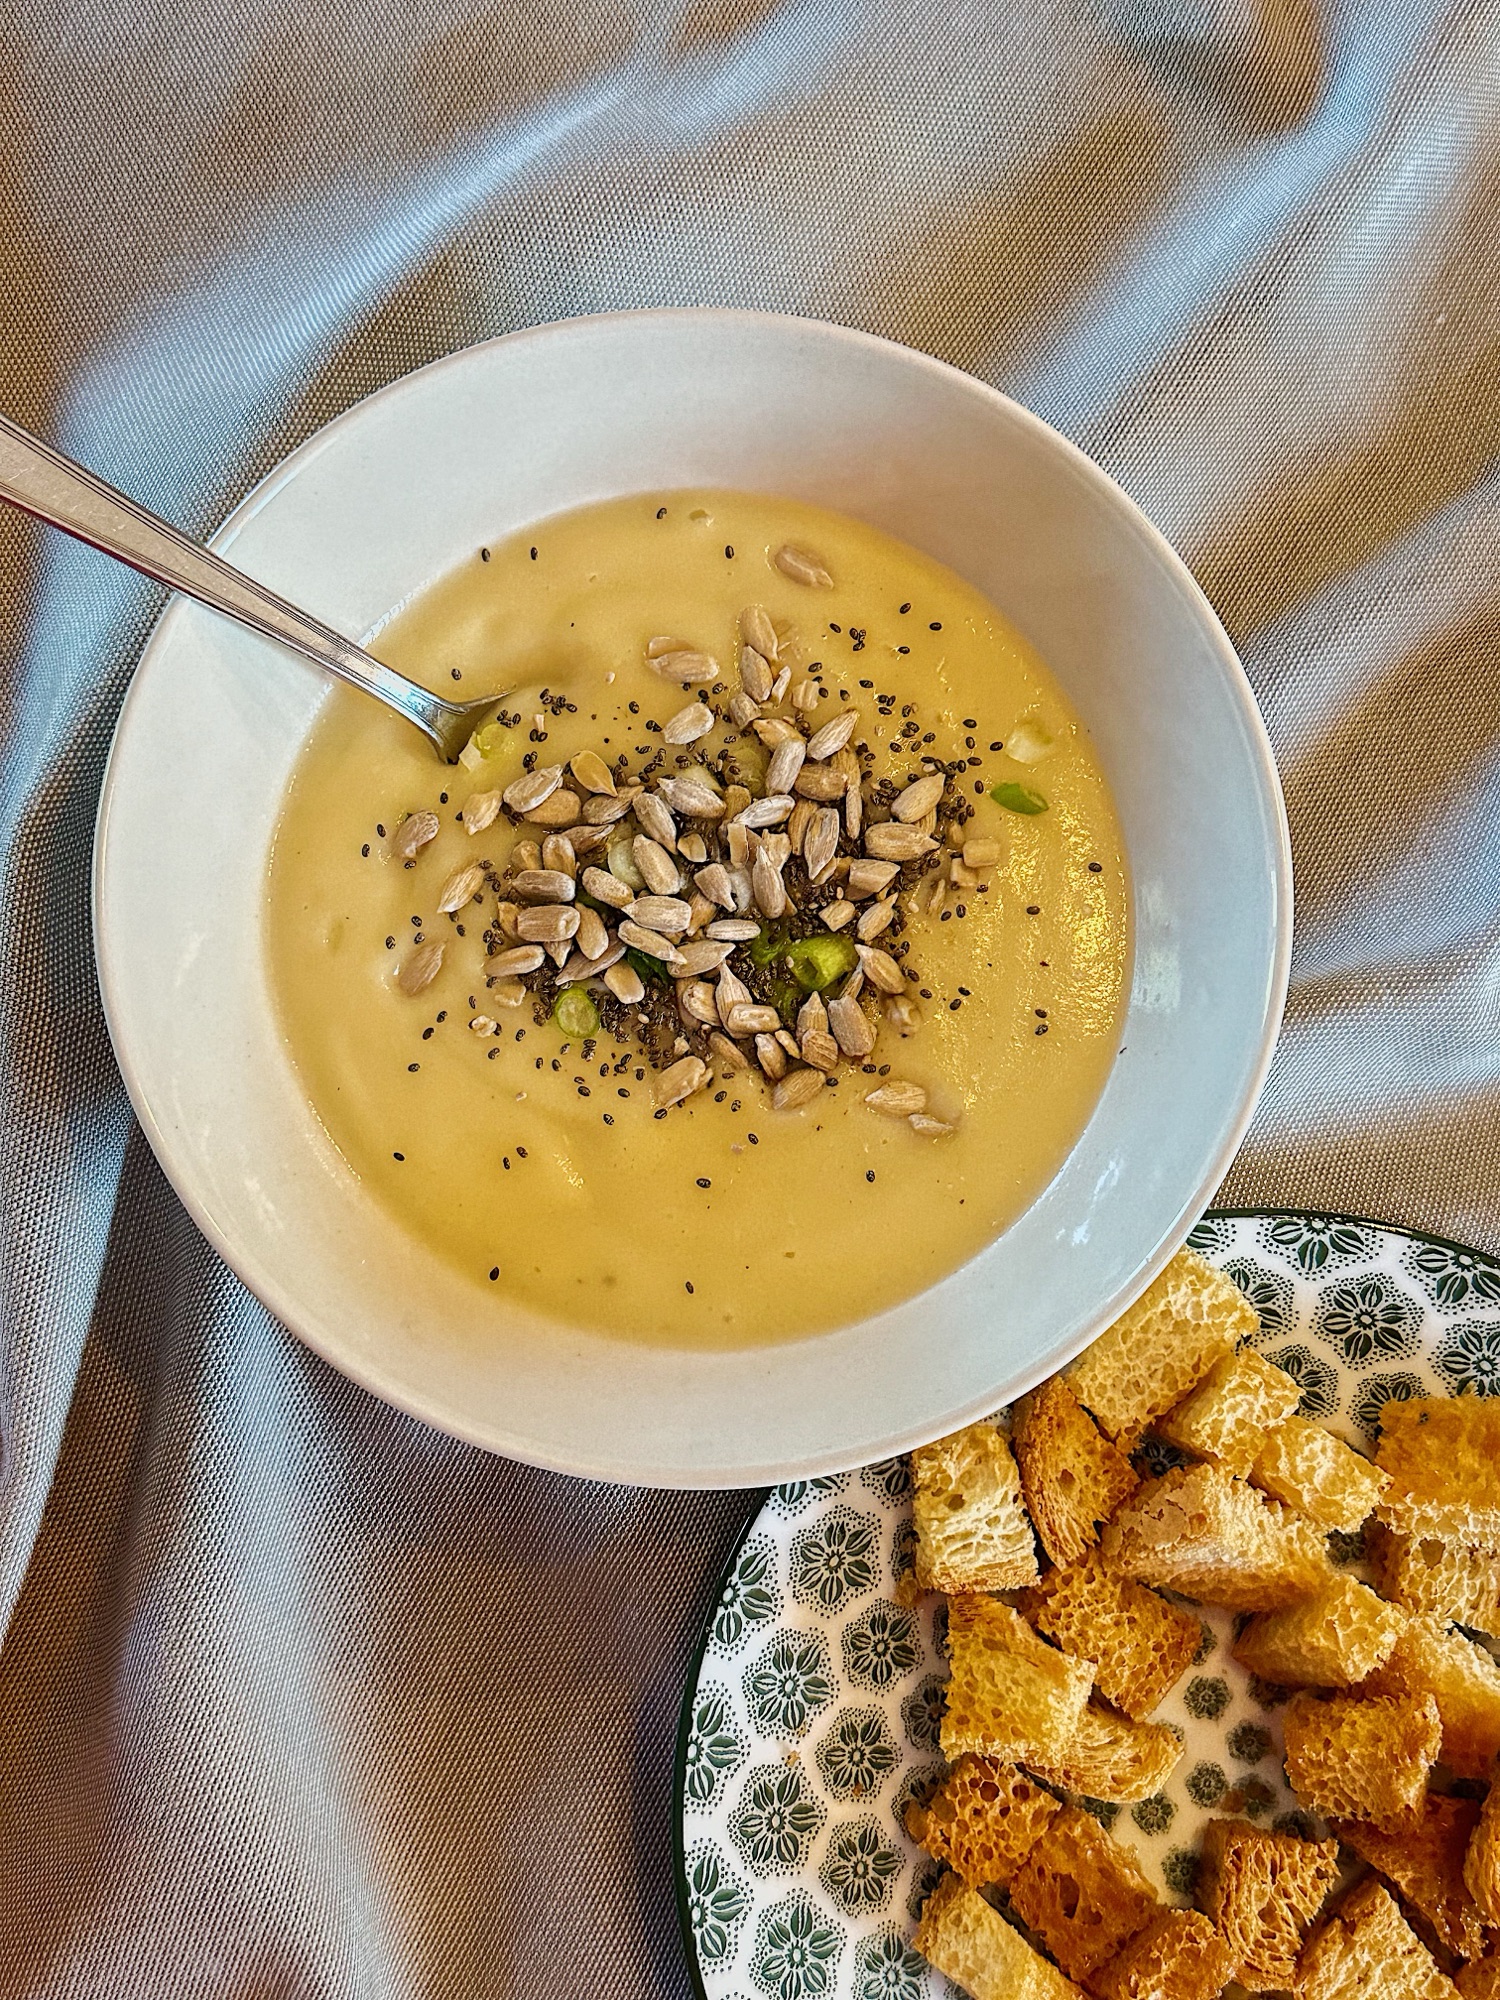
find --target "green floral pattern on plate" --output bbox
[677,1211,1500,2000]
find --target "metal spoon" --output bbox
[0,411,504,761]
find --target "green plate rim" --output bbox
[668,1204,1500,2000]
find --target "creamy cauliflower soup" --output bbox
[267,491,1129,1347]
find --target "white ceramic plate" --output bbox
[94,311,1290,1486]
[673,1209,1500,2000]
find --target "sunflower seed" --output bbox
[397,940,444,993]
[674,938,736,976]
[774,544,833,589]
[648,649,718,683]
[617,919,683,964]
[752,716,801,747]
[526,789,583,827]
[582,866,633,910]
[604,961,645,1005]
[469,1014,497,1036]
[392,810,439,859]
[803,807,841,881]
[515,904,580,943]
[735,794,795,830]
[575,906,610,959]
[755,1034,787,1080]
[728,691,761,728]
[807,710,858,761]
[786,799,815,853]
[857,897,896,941]
[766,739,807,795]
[865,822,935,861]
[511,868,576,904]
[908,866,947,916]
[721,783,750,821]
[752,852,787,919]
[489,977,528,1008]
[680,980,721,1027]
[761,830,791,869]
[741,604,778,660]
[565,825,609,859]
[495,901,522,939]
[840,858,896,902]
[791,679,819,713]
[686,890,716,933]
[821,899,855,931]
[841,967,865,1003]
[633,836,683,897]
[725,822,752,869]
[511,839,542,872]
[582,792,634,825]
[800,1030,839,1072]
[866,1080,927,1116]
[721,1003,776,1040]
[460,792,501,837]
[569,750,616,796]
[739,646,774,701]
[910,1113,955,1136]
[437,862,486,912]
[793,764,848,801]
[654,1055,709,1108]
[647,634,688,658]
[771,666,791,701]
[963,838,1003,869]
[709,1030,751,1072]
[607,839,646,890]
[678,831,708,864]
[503,764,563,814]
[884,995,922,1035]
[726,862,754,910]
[486,944,545,978]
[796,992,828,1040]
[827,994,875,1057]
[706,917,761,941]
[857,945,906,995]
[949,861,980,891]
[774,1067,827,1109]
[627,894,692,935]
[541,834,577,877]
[893,773,946,822]
[658,777,726,818]
[663,702,714,745]
[844,784,861,840]
[693,862,734,910]
[717,962,752,1016]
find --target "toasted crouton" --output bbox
[1022,1698,1185,1803]
[1296,1877,1459,1999]
[913,1421,1039,1593]
[1251,1413,1389,1530]
[1064,1249,1255,1440]
[1361,1615,1500,1780]
[904,1755,1059,1890]
[1090,1910,1235,2000]
[1458,1961,1500,1998]
[1282,1689,1442,1833]
[1012,1377,1140,1567]
[1370,1523,1500,1634]
[1338,1797,1490,1964]
[941,1597,1093,1765]
[1009,1804,1159,1984]
[1157,1347,1303,1474]
[1102,1462,1333,1611]
[1023,1547,1200,1719]
[1197,1818,1340,1989]
[1464,1772,1500,1927]
[915,1872,1086,2000]
[1233,1575,1407,1688]
[1378,1399,1500,1542]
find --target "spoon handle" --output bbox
[0,412,480,758]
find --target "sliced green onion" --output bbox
[784,933,859,992]
[747,925,789,968]
[991,782,1048,815]
[625,947,670,986]
[553,986,599,1037]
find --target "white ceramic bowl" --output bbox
[94,311,1290,1488]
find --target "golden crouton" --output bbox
[1157,1347,1303,1475]
[1370,1523,1500,1634]
[1295,1877,1459,1999]
[1251,1413,1389,1530]
[1463,1773,1500,1928]
[1012,1376,1139,1567]
[1282,1689,1442,1834]
[1022,1699,1185,1804]
[1102,1462,1333,1611]
[1458,1961,1500,1998]
[1197,1818,1340,1990]
[1009,1804,1159,1985]
[1233,1575,1407,1688]
[1361,1615,1500,1780]
[1023,1547,1201,1719]
[914,1872,1086,2000]
[913,1421,1039,1593]
[904,1754,1059,1890]
[941,1597,1093,1765]
[1089,1910,1235,2000]
[1064,1249,1255,1440]
[1378,1398,1500,1542]
[1337,1796,1490,1965]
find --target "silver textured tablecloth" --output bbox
[3,2,1498,1990]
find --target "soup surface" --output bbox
[267,490,1129,1346]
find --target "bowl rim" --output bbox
[92,307,1293,1485]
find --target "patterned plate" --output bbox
[673,1209,1500,2000]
